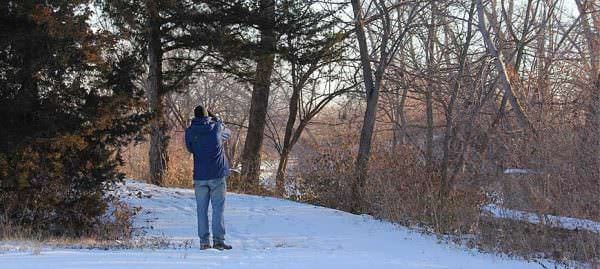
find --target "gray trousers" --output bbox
[194,177,226,244]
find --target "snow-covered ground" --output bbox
[0,180,553,269]
[483,204,600,233]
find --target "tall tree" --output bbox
[240,0,277,188]
[424,1,438,169]
[145,0,167,186]
[101,0,173,185]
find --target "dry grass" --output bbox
[0,235,189,252]
[120,130,194,188]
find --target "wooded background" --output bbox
[1,0,599,264]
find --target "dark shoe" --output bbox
[213,242,232,250]
[200,243,212,250]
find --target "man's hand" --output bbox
[207,110,220,122]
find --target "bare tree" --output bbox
[350,0,424,213]
[574,0,600,172]
[271,64,354,195]
[268,1,352,195]
[424,1,438,169]
[439,0,477,198]
[476,0,536,133]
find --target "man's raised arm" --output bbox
[184,127,194,153]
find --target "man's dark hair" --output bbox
[194,105,209,117]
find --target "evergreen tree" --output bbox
[0,0,148,235]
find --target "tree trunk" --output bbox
[275,80,301,195]
[424,2,438,170]
[147,0,167,186]
[240,0,276,188]
[590,77,600,171]
[351,0,383,214]
[425,89,434,168]
[393,87,408,149]
[275,149,290,195]
[399,87,409,145]
[354,90,380,213]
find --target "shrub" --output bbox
[295,139,484,235]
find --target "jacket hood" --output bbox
[190,116,215,133]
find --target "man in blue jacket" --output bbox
[185,105,232,250]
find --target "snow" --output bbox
[0,180,551,269]
[483,204,600,233]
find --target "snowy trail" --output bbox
[0,180,548,269]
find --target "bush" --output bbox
[0,104,146,237]
[295,139,485,235]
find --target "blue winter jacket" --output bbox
[184,116,230,180]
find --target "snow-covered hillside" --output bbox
[0,180,551,269]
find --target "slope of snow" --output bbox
[0,180,552,269]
